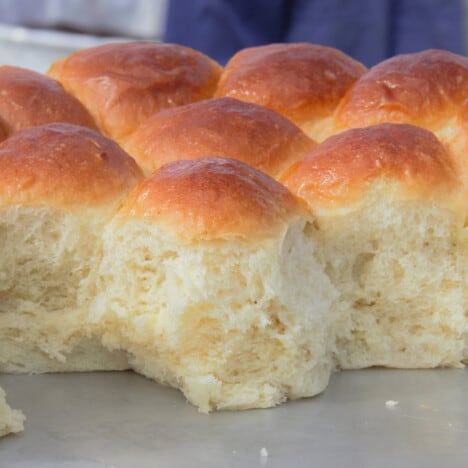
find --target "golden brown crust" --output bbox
[120,157,306,240]
[281,123,458,211]
[215,43,366,130]
[0,123,143,209]
[123,97,316,178]
[48,42,222,142]
[457,99,468,130]
[334,50,468,132]
[441,99,468,184]
[0,65,98,138]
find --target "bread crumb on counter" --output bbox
[385,400,399,409]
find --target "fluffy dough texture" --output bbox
[282,123,465,369]
[0,123,142,374]
[89,158,338,411]
[0,386,25,437]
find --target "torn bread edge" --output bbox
[0,386,25,437]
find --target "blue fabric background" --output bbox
[164,0,463,66]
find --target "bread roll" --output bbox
[282,123,465,369]
[215,43,366,142]
[438,99,468,188]
[334,50,468,135]
[0,123,142,374]
[0,387,24,437]
[0,65,97,139]
[89,158,338,412]
[123,97,316,178]
[48,42,222,144]
[0,42,467,425]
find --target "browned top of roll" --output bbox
[440,99,468,183]
[457,99,468,129]
[215,43,366,128]
[0,65,98,138]
[0,123,143,209]
[123,97,316,178]
[48,42,222,142]
[281,123,458,212]
[334,50,468,132]
[120,157,306,241]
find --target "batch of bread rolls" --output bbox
[0,40,467,437]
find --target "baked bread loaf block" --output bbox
[0,123,142,373]
[0,386,24,437]
[48,42,222,144]
[123,97,315,178]
[0,65,98,138]
[333,49,468,136]
[282,123,465,369]
[89,157,338,411]
[215,43,366,142]
[0,41,467,430]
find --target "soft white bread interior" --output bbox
[0,386,24,437]
[88,158,338,412]
[123,97,316,179]
[282,123,465,369]
[0,123,143,373]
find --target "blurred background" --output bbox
[0,0,465,71]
